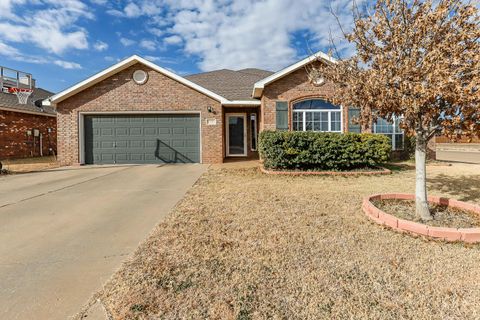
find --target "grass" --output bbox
[96,163,480,320]
[1,156,59,173]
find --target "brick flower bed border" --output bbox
[260,166,391,176]
[362,193,480,243]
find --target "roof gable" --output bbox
[44,55,229,106]
[252,51,337,98]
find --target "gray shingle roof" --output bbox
[0,87,56,116]
[185,68,274,101]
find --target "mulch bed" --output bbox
[372,199,480,228]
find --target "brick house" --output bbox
[1,67,56,160]
[45,51,404,165]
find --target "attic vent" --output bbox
[133,70,148,85]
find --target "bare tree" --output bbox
[310,0,480,220]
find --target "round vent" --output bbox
[132,70,148,85]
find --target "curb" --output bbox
[362,194,480,244]
[260,166,391,176]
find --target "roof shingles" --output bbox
[0,88,55,116]
[185,68,273,101]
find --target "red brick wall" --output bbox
[56,63,224,165]
[0,110,57,159]
[261,65,349,132]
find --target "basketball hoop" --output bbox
[8,87,33,104]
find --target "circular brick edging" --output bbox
[260,166,391,176]
[362,193,480,243]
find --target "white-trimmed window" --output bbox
[374,116,404,150]
[292,99,342,132]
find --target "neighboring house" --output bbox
[44,51,403,165]
[0,66,57,160]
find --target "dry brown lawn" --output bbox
[97,162,480,320]
[1,156,59,173]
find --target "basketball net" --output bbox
[8,87,33,104]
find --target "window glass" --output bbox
[331,112,341,131]
[394,134,404,150]
[291,99,342,133]
[293,99,340,110]
[375,118,393,133]
[293,111,303,131]
[320,112,329,131]
[348,107,361,133]
[250,114,257,151]
[373,116,404,150]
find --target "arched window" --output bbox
[292,99,342,132]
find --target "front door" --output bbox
[226,113,247,156]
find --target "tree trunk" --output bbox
[415,133,433,221]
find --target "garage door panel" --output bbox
[144,154,157,161]
[130,140,144,148]
[143,117,157,123]
[129,128,143,136]
[101,153,115,161]
[157,128,170,134]
[84,114,200,164]
[144,128,157,136]
[99,117,114,123]
[171,140,185,147]
[172,128,185,135]
[186,128,199,135]
[115,153,128,161]
[101,128,114,136]
[100,141,115,148]
[185,140,198,148]
[157,117,171,123]
[115,128,129,136]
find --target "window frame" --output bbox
[292,108,343,133]
[291,97,344,133]
[373,115,404,150]
[250,113,258,151]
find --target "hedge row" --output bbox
[258,131,391,171]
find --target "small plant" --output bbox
[130,304,146,313]
[258,131,391,171]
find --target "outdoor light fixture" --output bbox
[207,106,214,113]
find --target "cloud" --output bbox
[164,35,182,45]
[120,37,136,46]
[110,0,360,72]
[139,39,156,51]
[93,40,109,51]
[0,40,82,69]
[0,40,21,56]
[54,60,82,69]
[143,55,178,64]
[124,3,142,17]
[106,1,162,18]
[0,0,92,55]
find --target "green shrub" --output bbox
[258,131,391,171]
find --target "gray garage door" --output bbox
[84,114,200,164]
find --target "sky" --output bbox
[0,0,360,93]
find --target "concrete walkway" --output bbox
[0,164,207,320]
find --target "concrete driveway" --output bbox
[0,164,207,320]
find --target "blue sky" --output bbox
[0,0,358,93]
